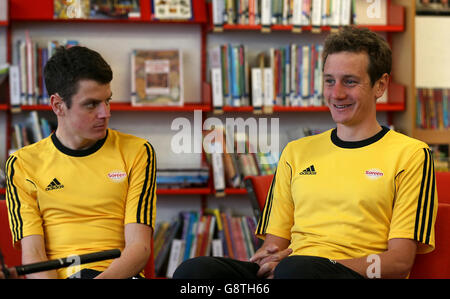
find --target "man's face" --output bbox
[323,51,382,128]
[61,79,112,146]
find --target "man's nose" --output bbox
[331,82,347,100]
[97,102,111,118]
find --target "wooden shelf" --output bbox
[413,129,450,144]
[0,20,8,26]
[0,188,5,195]
[0,104,9,110]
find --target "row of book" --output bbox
[416,0,450,15]
[53,0,193,20]
[10,111,55,151]
[210,43,325,111]
[155,209,261,278]
[10,33,79,107]
[416,88,450,130]
[156,167,209,189]
[211,0,389,29]
[203,128,278,193]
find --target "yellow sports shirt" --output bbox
[5,129,157,278]
[256,127,437,260]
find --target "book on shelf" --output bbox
[0,63,8,89]
[54,0,91,19]
[0,0,7,22]
[90,0,141,19]
[416,88,450,130]
[416,0,450,15]
[54,0,141,19]
[211,0,356,29]
[203,126,278,191]
[209,45,224,112]
[157,207,260,277]
[10,111,55,152]
[131,49,184,107]
[151,0,192,20]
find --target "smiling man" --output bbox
[173,26,438,279]
[5,46,157,279]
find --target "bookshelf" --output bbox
[0,0,415,198]
[412,3,450,168]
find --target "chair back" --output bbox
[410,203,450,278]
[0,200,22,267]
[244,174,274,219]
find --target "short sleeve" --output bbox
[389,147,438,254]
[124,142,157,229]
[5,154,44,248]
[255,145,294,240]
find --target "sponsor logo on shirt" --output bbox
[108,170,127,183]
[365,169,384,180]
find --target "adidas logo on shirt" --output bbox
[299,165,317,175]
[45,178,64,191]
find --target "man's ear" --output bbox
[50,94,65,116]
[375,73,390,100]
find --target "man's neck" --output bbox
[336,122,383,142]
[55,128,98,151]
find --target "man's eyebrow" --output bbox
[324,74,360,79]
[83,93,113,103]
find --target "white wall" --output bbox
[415,16,450,88]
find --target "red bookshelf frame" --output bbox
[15,102,211,112]
[10,0,207,24]
[0,188,4,195]
[208,1,404,33]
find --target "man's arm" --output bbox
[336,238,417,279]
[94,223,152,279]
[250,234,291,278]
[21,235,58,279]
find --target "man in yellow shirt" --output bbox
[5,46,157,279]
[174,26,437,279]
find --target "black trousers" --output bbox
[67,269,144,279]
[173,255,364,279]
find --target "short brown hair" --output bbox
[44,46,113,108]
[323,26,391,86]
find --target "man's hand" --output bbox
[250,245,292,278]
[249,234,291,279]
[0,266,20,279]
